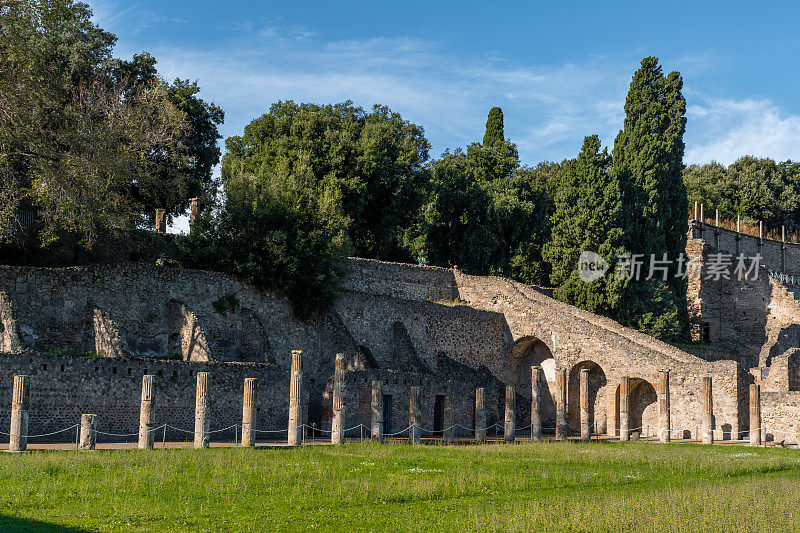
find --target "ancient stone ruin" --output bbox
[1,212,800,446]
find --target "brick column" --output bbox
[371,380,383,443]
[580,368,590,441]
[443,391,454,444]
[409,386,421,444]
[619,376,630,441]
[749,384,761,446]
[531,366,542,441]
[194,372,210,449]
[241,378,257,447]
[504,385,516,443]
[9,375,30,452]
[79,414,97,450]
[332,353,346,444]
[475,388,486,443]
[658,370,670,443]
[701,377,714,444]
[155,208,166,234]
[138,374,155,450]
[555,368,567,440]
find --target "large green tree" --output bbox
[610,57,688,339]
[0,0,222,249]
[684,157,800,231]
[483,107,504,147]
[544,135,628,314]
[416,109,550,284]
[180,166,349,319]
[113,53,224,221]
[221,101,430,262]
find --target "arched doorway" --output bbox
[567,361,607,434]
[614,378,658,437]
[510,336,556,432]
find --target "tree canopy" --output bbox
[221,101,430,262]
[0,0,222,249]
[684,156,800,231]
[414,108,550,285]
[611,57,688,339]
[482,107,505,147]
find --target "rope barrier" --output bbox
[25,424,81,439]
[381,425,414,437]
[8,418,800,446]
[93,429,141,438]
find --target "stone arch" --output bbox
[614,378,658,437]
[789,351,800,391]
[510,336,556,429]
[167,300,211,362]
[390,321,427,372]
[567,361,607,434]
[238,308,274,363]
[358,345,379,369]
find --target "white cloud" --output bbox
[89,1,800,169]
[685,97,800,165]
[139,35,636,164]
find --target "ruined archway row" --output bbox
[4,351,768,450]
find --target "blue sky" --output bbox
[89,0,800,169]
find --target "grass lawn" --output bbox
[1,441,800,532]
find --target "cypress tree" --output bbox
[611,57,688,339]
[483,107,504,147]
[544,135,628,315]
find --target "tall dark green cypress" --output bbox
[612,57,688,339]
[544,135,628,315]
[483,107,504,147]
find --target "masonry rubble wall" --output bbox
[0,256,765,442]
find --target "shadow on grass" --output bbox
[0,516,89,532]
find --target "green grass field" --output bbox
[2,441,800,532]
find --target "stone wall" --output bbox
[0,351,287,442]
[693,221,800,275]
[687,222,800,368]
[0,257,766,442]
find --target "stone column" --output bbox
[580,368,590,441]
[619,376,630,441]
[138,374,155,450]
[189,197,200,233]
[370,380,383,443]
[749,383,761,446]
[9,375,30,452]
[504,385,516,443]
[531,366,542,441]
[155,208,166,234]
[79,414,97,450]
[241,378,257,447]
[475,387,486,443]
[332,353,346,444]
[443,391,454,444]
[288,350,303,446]
[409,386,421,444]
[659,370,670,443]
[194,372,210,449]
[701,376,714,444]
[555,368,567,440]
